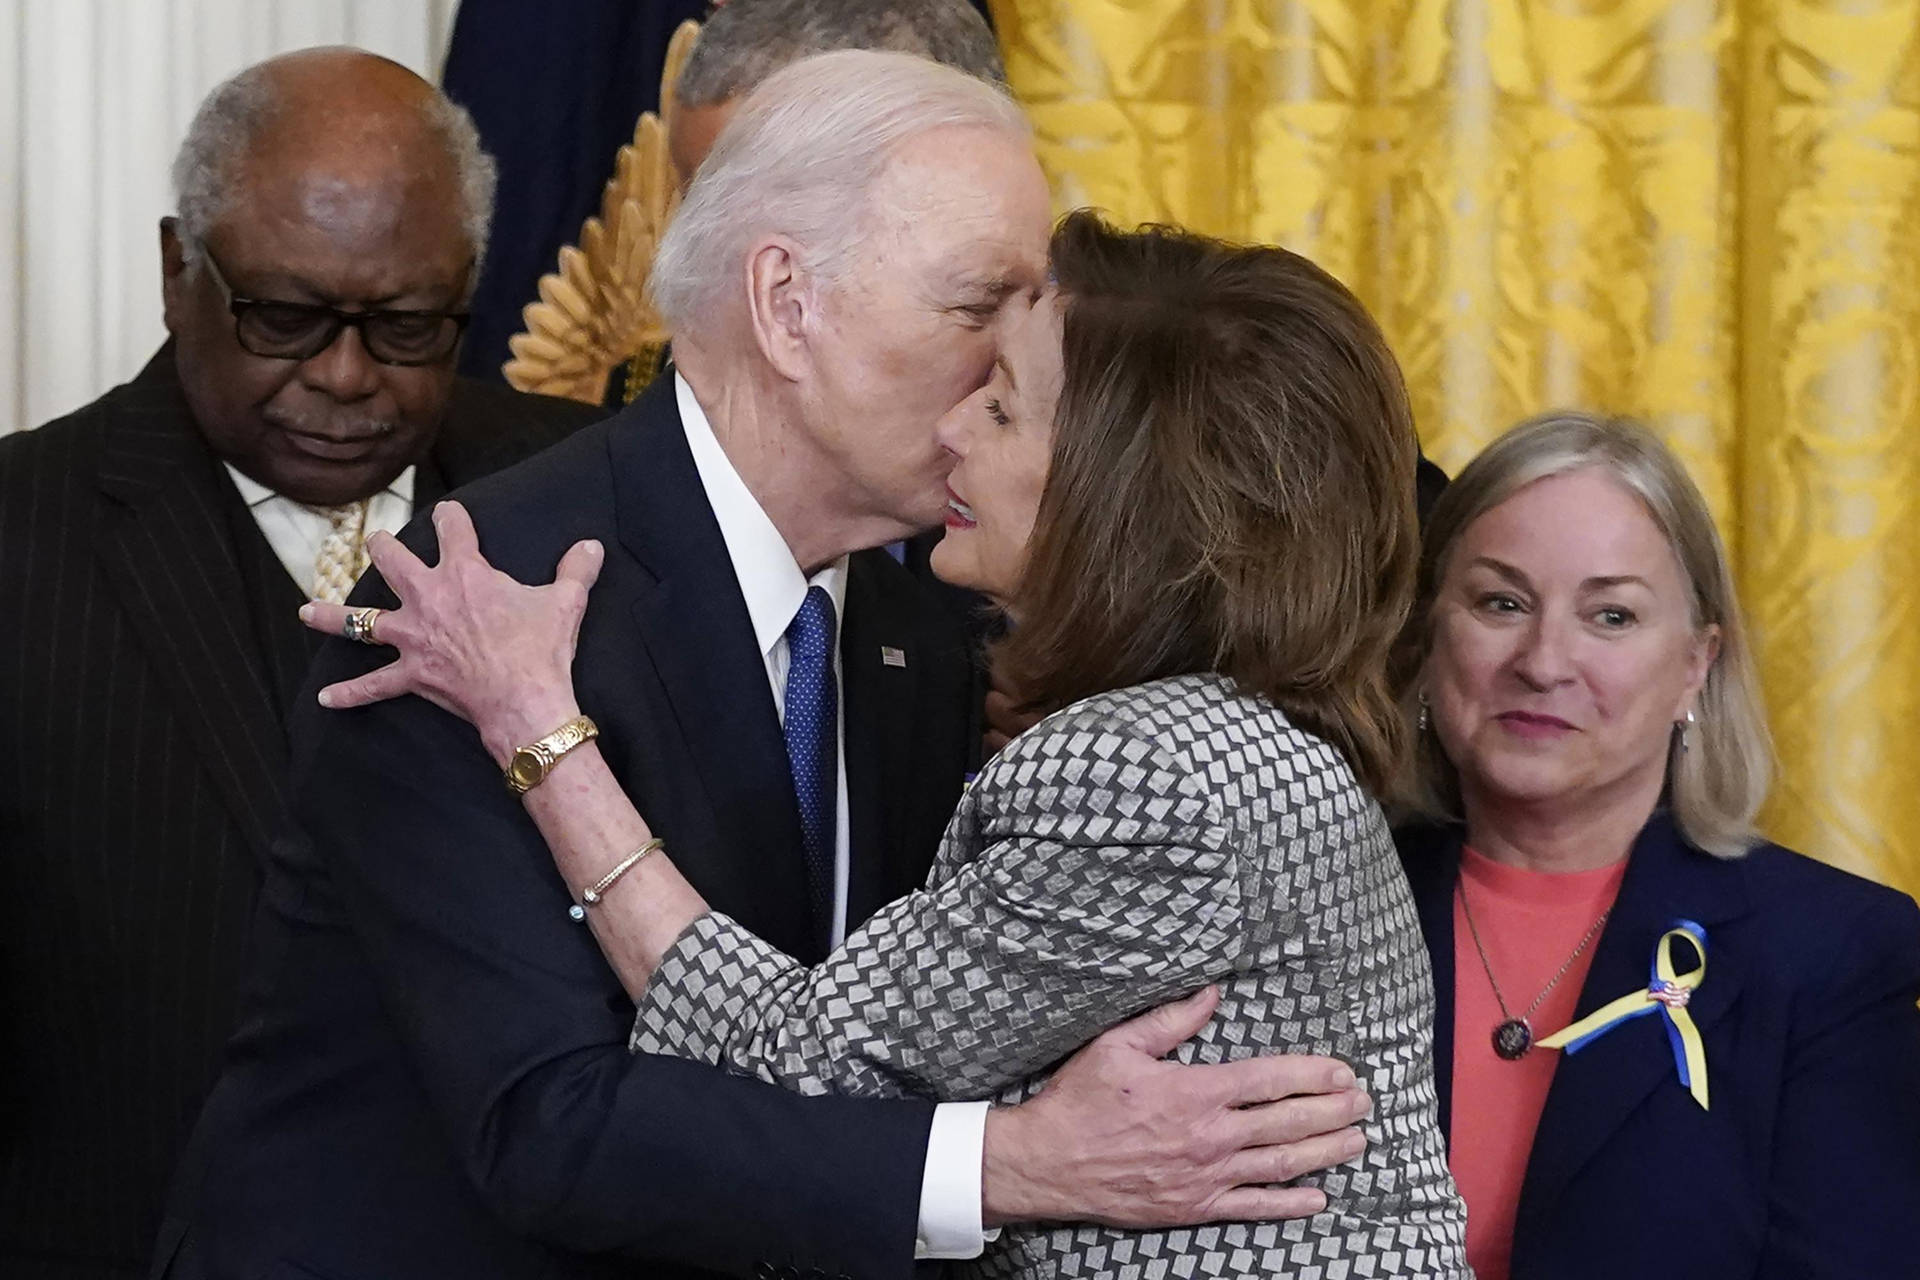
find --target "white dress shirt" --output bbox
[224,463,415,595]
[676,375,989,1260]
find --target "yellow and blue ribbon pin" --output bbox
[1537,919,1710,1110]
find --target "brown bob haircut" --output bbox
[997,211,1421,795]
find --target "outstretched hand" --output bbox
[299,501,604,765]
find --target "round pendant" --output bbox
[1492,1018,1533,1060]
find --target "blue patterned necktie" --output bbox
[782,584,838,946]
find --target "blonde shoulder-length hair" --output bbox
[1396,411,1773,856]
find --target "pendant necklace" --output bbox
[1458,877,1610,1060]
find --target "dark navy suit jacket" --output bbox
[1398,813,1920,1280]
[158,376,976,1280]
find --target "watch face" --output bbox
[507,750,545,791]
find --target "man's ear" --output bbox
[159,218,191,336]
[743,237,814,382]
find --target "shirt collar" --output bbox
[222,462,416,511]
[675,373,847,656]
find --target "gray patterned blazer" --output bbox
[633,673,1469,1278]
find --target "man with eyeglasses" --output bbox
[0,49,597,1280]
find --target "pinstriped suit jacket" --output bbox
[634,673,1469,1278]
[0,347,597,1280]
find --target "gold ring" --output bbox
[342,607,384,645]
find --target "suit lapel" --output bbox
[605,382,817,961]
[840,553,925,930]
[220,491,323,722]
[1397,825,1462,1149]
[1517,812,1749,1228]
[413,452,451,506]
[91,349,289,864]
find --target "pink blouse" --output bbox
[1450,845,1628,1280]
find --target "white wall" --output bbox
[1,0,461,433]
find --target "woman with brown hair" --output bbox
[304,211,1468,1276]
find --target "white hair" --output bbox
[170,52,498,272]
[649,48,1031,337]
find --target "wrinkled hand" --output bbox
[298,501,604,765]
[981,987,1370,1227]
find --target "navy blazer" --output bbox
[158,376,976,1280]
[1398,813,1920,1279]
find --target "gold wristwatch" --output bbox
[504,714,599,795]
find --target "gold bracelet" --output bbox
[567,837,665,923]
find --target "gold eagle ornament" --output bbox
[501,19,701,406]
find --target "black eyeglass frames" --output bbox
[196,243,471,367]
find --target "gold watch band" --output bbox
[505,714,598,795]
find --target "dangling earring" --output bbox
[1677,707,1697,753]
[1418,693,1430,734]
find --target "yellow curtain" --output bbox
[990,0,1920,901]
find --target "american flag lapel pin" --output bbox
[880,645,907,668]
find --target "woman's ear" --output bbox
[1678,622,1721,718]
[743,237,813,382]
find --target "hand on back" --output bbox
[984,987,1370,1227]
[299,500,603,764]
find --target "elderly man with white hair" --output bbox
[158,51,1370,1280]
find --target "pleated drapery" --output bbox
[991,0,1920,902]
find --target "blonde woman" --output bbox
[1394,412,1920,1280]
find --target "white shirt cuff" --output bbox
[913,1101,990,1259]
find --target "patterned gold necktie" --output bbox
[310,500,372,603]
